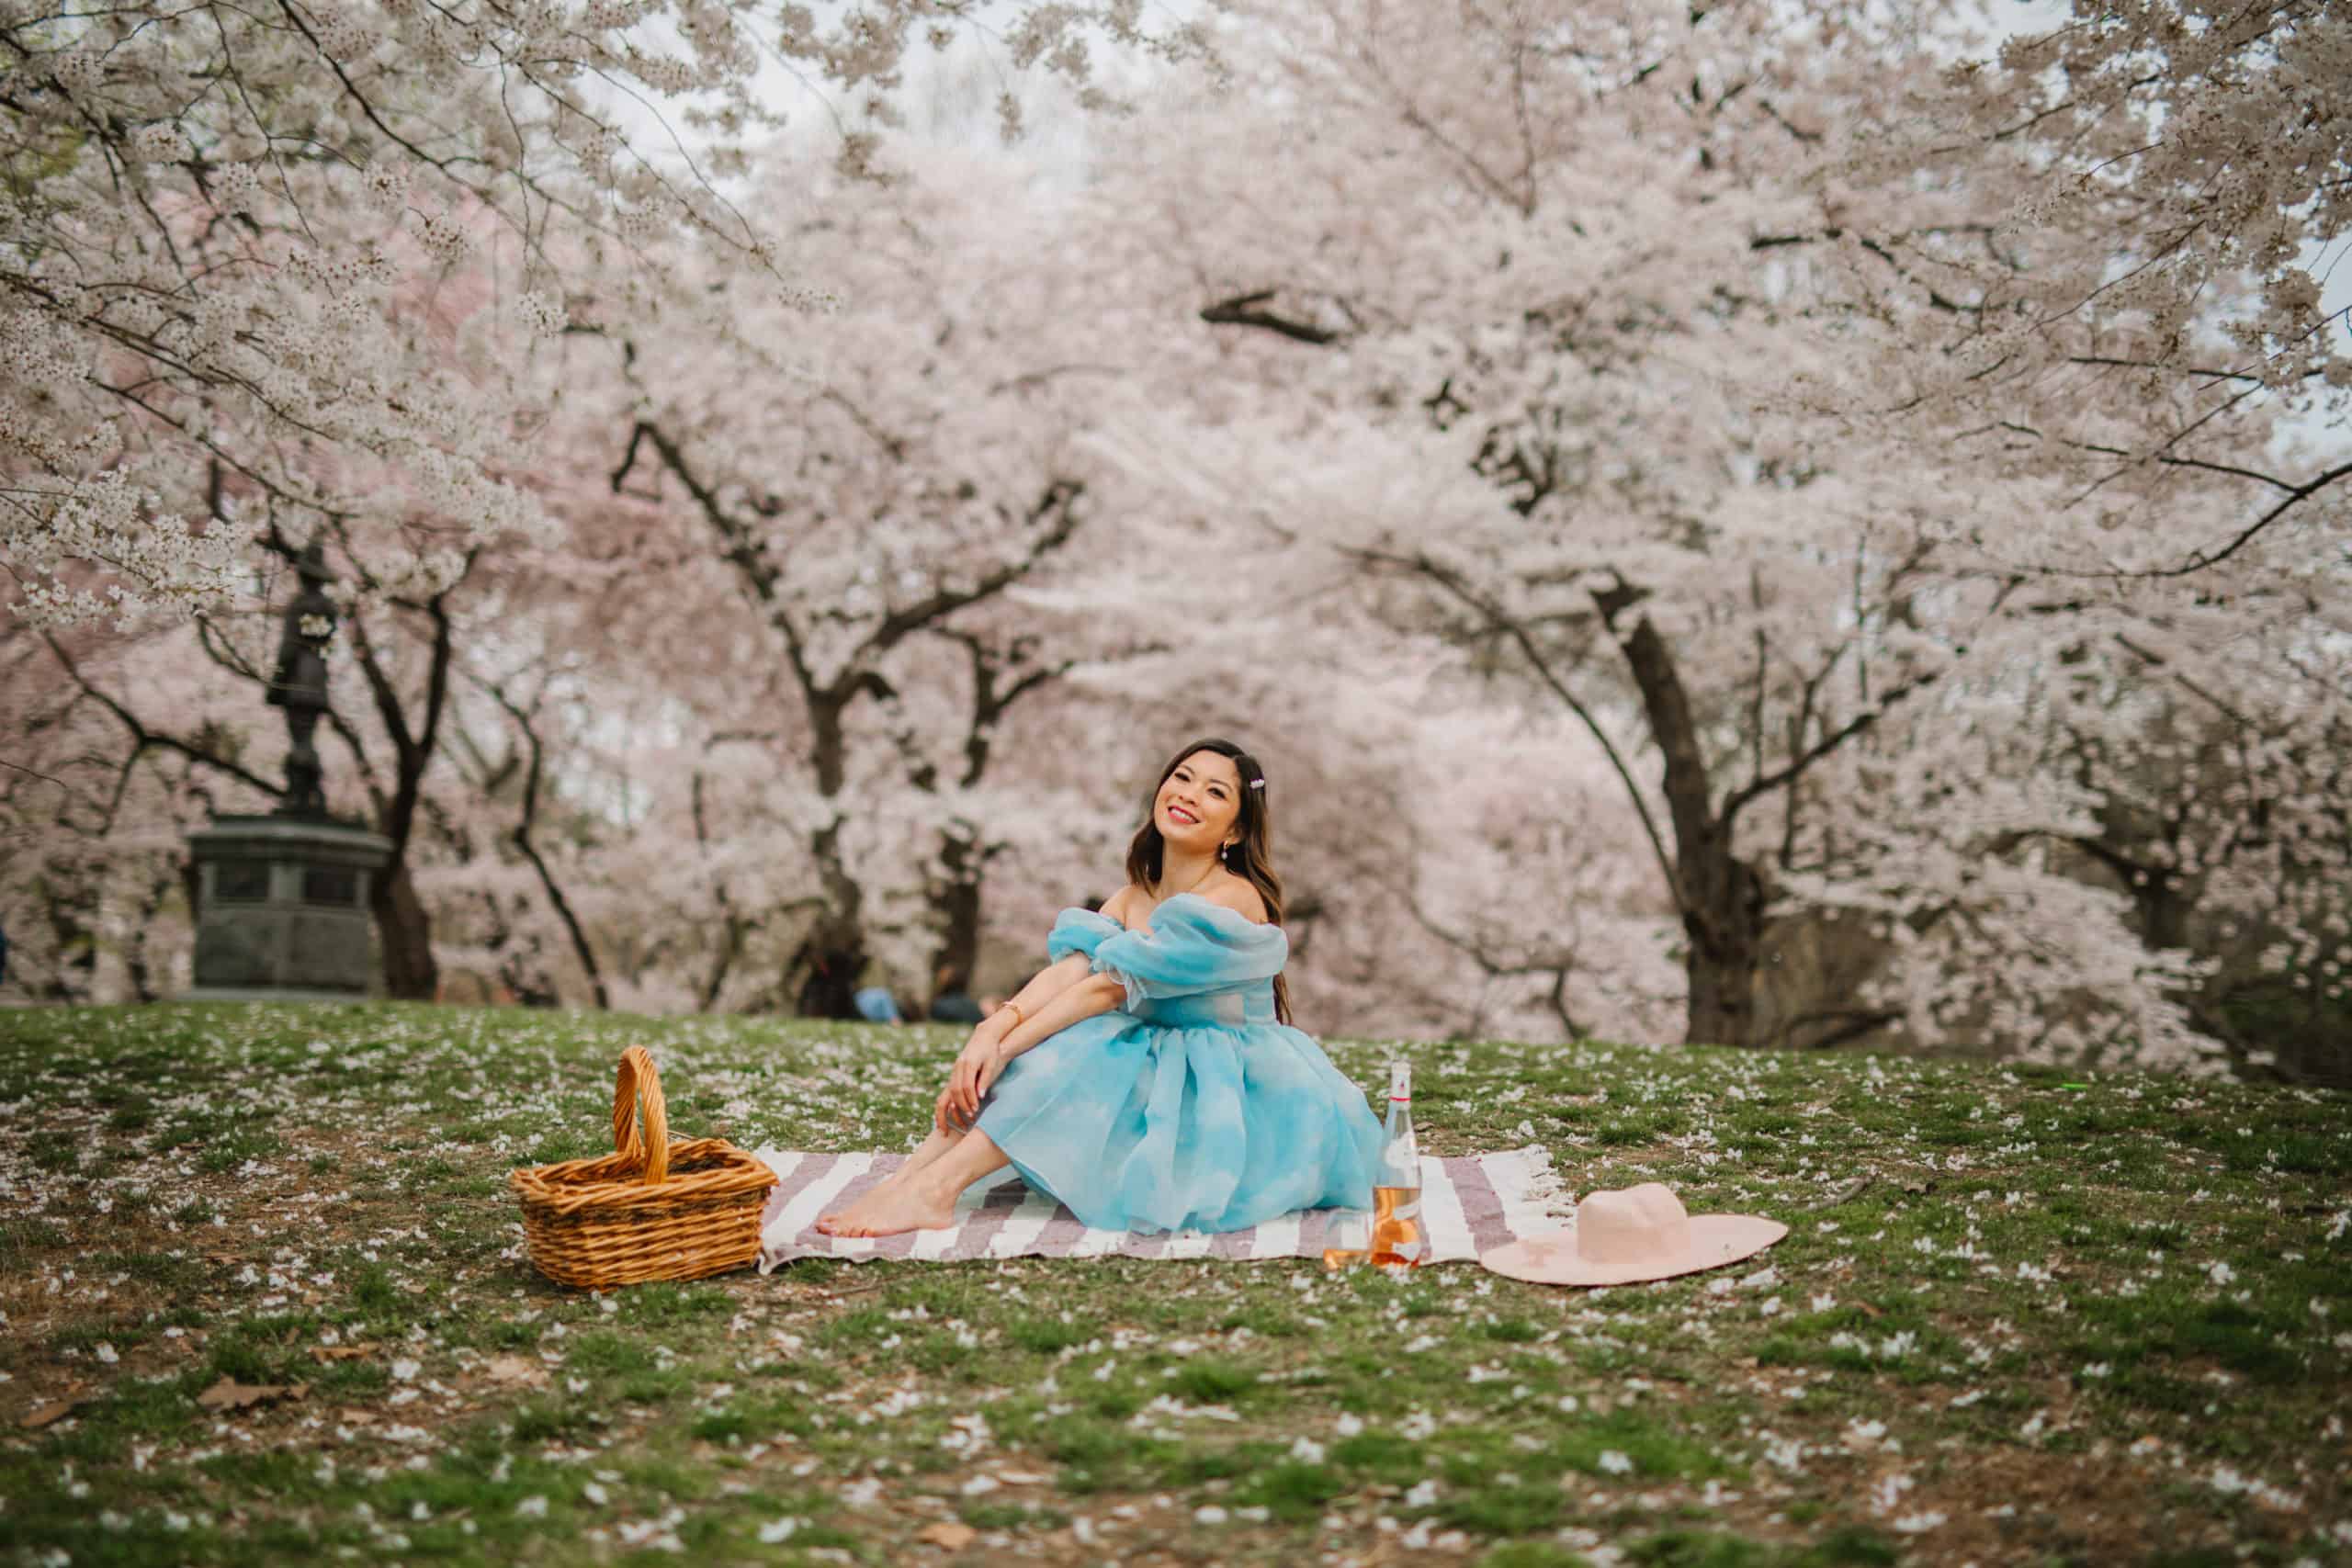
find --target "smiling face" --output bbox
[1153,749,1244,861]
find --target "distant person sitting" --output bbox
[853,986,904,1024]
[927,963,986,1025]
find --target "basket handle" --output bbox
[611,1045,671,1185]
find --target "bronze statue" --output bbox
[266,539,336,818]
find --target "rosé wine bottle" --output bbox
[1371,1061,1424,1268]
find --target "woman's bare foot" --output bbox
[820,1178,957,1237]
[816,1167,907,1235]
[817,1126,966,1234]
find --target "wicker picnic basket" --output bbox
[509,1045,775,1289]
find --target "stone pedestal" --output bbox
[185,815,392,1001]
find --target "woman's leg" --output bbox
[815,1119,967,1235]
[824,1127,1014,1237]
[893,1122,969,1182]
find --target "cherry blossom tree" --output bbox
[1755,0,2352,1070]
[0,0,1204,629]
[2036,632,2352,1083]
[23,518,514,999]
[12,0,2339,1081]
[0,617,239,998]
[985,532,1693,1045]
[1780,0,2351,579]
[1057,0,2334,1068]
[1058,0,1966,1049]
[12,231,601,1002]
[1,0,1213,1004]
[481,144,1198,1015]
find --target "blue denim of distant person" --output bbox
[852,986,902,1024]
[928,990,986,1025]
[971,895,1382,1235]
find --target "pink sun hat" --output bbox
[1479,1181,1788,1286]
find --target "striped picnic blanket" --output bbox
[751,1146,1572,1270]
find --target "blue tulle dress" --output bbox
[973,894,1385,1235]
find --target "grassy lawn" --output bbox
[1,1003,2347,1567]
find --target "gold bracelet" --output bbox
[1000,1000,1023,1029]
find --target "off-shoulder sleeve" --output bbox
[1089,894,1287,1010]
[1046,908,1125,964]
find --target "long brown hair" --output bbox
[1124,738,1292,1025]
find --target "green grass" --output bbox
[0,1002,2346,1566]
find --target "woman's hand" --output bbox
[947,1034,1008,1126]
[958,1011,1009,1058]
[935,1082,974,1136]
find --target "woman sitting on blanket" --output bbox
[817,739,1385,1239]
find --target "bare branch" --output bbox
[1199,289,1343,346]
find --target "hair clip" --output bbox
[1249,778,1266,790]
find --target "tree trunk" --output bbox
[931,829,983,1004]
[1602,592,1772,1047]
[347,582,460,1009]
[498,687,610,1009]
[126,875,167,1003]
[2133,871,2190,953]
[87,861,132,1005]
[373,863,438,1000]
[1679,841,1767,1047]
[790,815,866,1020]
[791,921,866,1019]
[698,915,750,1012]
